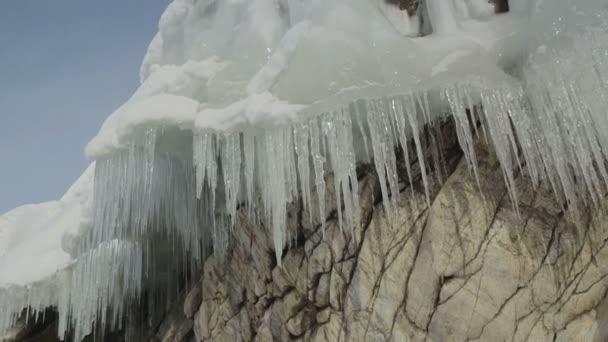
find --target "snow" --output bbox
[0,202,65,285]
[196,92,305,131]
[0,164,97,339]
[4,0,608,340]
[86,58,226,157]
[0,163,149,342]
[87,1,526,159]
[0,164,94,287]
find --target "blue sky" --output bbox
[0,0,170,213]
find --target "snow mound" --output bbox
[0,164,95,288]
[86,0,525,159]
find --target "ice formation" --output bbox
[2,0,608,340]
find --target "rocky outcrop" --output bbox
[5,119,608,342]
[177,120,608,341]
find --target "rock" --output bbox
[252,312,273,342]
[1,320,30,342]
[184,284,202,319]
[155,304,193,342]
[314,273,330,307]
[309,312,343,342]
[183,134,608,342]
[268,291,306,339]
[328,259,355,312]
[307,242,332,283]
[286,307,315,337]
[1,311,60,342]
[22,322,60,342]
[214,310,252,342]
[316,308,331,324]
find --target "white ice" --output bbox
[87,0,525,159]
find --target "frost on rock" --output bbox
[3,0,608,340]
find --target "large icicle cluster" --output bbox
[0,239,143,342]
[88,78,526,268]
[522,18,608,209]
[3,0,608,341]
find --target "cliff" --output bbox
[5,118,608,342]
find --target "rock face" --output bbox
[4,120,608,342]
[0,310,59,342]
[180,120,608,341]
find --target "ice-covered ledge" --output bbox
[81,7,531,277]
[85,12,527,159]
[79,6,534,284]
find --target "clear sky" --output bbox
[0,0,170,214]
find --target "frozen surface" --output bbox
[87,1,525,159]
[0,164,94,287]
[0,202,64,285]
[4,0,608,340]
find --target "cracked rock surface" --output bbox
[183,123,608,342]
[147,120,608,341]
[4,121,608,342]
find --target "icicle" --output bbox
[444,85,482,188]
[323,110,359,232]
[402,95,431,205]
[294,122,313,223]
[417,93,444,185]
[367,99,399,220]
[284,126,299,205]
[220,133,242,226]
[262,130,288,265]
[309,120,327,233]
[478,85,522,209]
[391,97,417,201]
[354,102,372,163]
[243,132,256,214]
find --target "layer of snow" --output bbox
[0,202,64,286]
[87,0,526,159]
[0,164,94,287]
